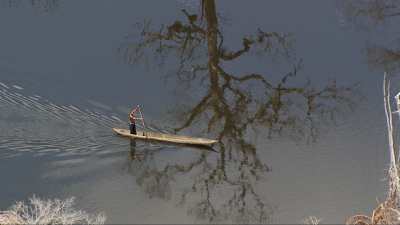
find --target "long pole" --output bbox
[137,105,146,132]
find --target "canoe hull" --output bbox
[112,128,218,146]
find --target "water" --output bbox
[0,0,398,223]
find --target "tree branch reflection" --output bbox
[124,141,273,223]
[121,0,355,143]
[339,0,400,72]
[1,0,59,12]
[339,0,400,26]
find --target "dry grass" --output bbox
[303,216,322,225]
[345,202,400,225]
[0,196,105,225]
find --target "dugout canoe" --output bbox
[112,128,218,146]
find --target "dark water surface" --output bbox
[0,0,398,223]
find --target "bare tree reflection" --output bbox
[1,0,59,12]
[120,0,356,223]
[125,150,172,200]
[338,0,400,27]
[121,0,355,143]
[178,144,273,223]
[339,0,400,72]
[124,144,273,223]
[367,43,400,72]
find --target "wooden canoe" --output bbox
[112,128,218,146]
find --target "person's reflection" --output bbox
[129,139,141,161]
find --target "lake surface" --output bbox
[0,0,398,223]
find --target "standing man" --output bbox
[129,105,140,135]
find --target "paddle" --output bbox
[136,105,147,136]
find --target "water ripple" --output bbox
[0,81,161,160]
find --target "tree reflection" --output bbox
[121,0,355,223]
[121,0,354,143]
[124,144,273,223]
[1,0,59,12]
[339,0,400,72]
[339,0,400,26]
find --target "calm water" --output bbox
[0,0,398,223]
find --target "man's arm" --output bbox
[131,105,140,114]
[130,112,141,120]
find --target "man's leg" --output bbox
[130,123,135,134]
[132,123,137,135]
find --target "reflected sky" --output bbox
[0,0,397,224]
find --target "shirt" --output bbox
[129,107,139,124]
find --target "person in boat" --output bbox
[129,106,140,135]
